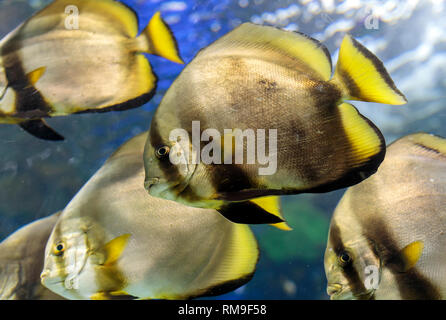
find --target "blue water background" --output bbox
[0,0,445,299]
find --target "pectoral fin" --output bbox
[399,240,424,272]
[26,67,46,86]
[103,234,131,266]
[19,119,64,141]
[218,199,285,224]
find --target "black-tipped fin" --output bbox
[332,35,407,105]
[19,119,64,141]
[218,200,285,224]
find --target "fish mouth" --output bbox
[40,270,64,287]
[146,178,190,201]
[144,177,160,191]
[328,283,375,300]
[327,283,343,297]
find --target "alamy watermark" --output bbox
[364,265,380,290]
[65,5,79,30]
[167,121,278,175]
[364,8,380,30]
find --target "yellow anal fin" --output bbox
[26,67,46,86]
[400,240,424,272]
[332,35,407,105]
[103,234,131,266]
[181,223,258,299]
[213,223,258,285]
[250,196,292,231]
[136,12,184,64]
[218,200,284,225]
[338,102,384,167]
[406,133,446,156]
[91,291,137,300]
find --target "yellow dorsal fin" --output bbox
[196,23,332,81]
[338,102,384,167]
[406,133,446,156]
[26,67,46,85]
[250,197,292,231]
[400,240,424,272]
[332,35,407,105]
[137,12,183,64]
[103,234,131,266]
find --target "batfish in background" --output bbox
[0,0,183,140]
[41,132,263,300]
[144,23,406,224]
[325,133,446,300]
[0,212,64,300]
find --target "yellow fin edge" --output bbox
[338,102,383,166]
[407,133,446,155]
[332,35,407,105]
[250,196,292,231]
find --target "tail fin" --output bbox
[331,35,407,105]
[136,12,183,64]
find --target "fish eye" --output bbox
[155,146,170,159]
[53,241,65,256]
[338,251,352,266]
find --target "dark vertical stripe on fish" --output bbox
[329,222,369,299]
[361,217,441,300]
[149,119,183,187]
[305,108,385,194]
[1,53,51,118]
